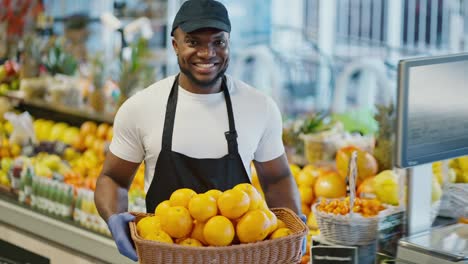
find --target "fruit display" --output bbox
[0,60,21,95]
[316,197,386,217]
[135,184,296,246]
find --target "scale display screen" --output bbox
[396,53,468,168]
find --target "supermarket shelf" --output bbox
[0,195,133,264]
[2,92,114,126]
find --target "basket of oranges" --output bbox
[312,151,388,246]
[129,184,308,264]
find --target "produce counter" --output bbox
[0,193,133,264]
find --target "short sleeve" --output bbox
[108,99,145,163]
[253,97,285,162]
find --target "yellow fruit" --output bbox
[137,216,161,238]
[374,170,399,205]
[96,123,110,140]
[336,146,378,183]
[80,121,97,136]
[217,189,250,219]
[203,215,235,246]
[205,189,223,201]
[263,209,278,234]
[188,193,218,222]
[307,211,318,230]
[298,186,314,204]
[314,173,347,199]
[232,183,263,211]
[289,164,301,179]
[296,169,319,187]
[177,238,203,247]
[270,228,293,239]
[154,200,171,216]
[160,206,193,238]
[236,209,270,243]
[169,188,197,208]
[145,229,173,244]
[190,221,207,245]
[301,203,311,216]
[276,219,287,229]
[9,143,21,157]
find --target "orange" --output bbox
[302,203,311,216]
[203,215,235,246]
[296,168,320,187]
[80,121,97,136]
[263,209,278,234]
[177,238,203,247]
[270,227,293,239]
[276,219,287,229]
[154,200,171,216]
[314,172,347,199]
[160,206,193,238]
[190,220,207,245]
[236,209,270,243]
[289,163,302,179]
[84,134,97,150]
[335,146,378,182]
[106,126,113,142]
[96,123,110,140]
[169,188,197,208]
[307,211,318,230]
[298,186,314,204]
[250,174,264,198]
[145,229,173,243]
[232,183,263,211]
[205,189,223,201]
[137,216,161,238]
[217,189,250,219]
[357,177,376,198]
[188,193,218,222]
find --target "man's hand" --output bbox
[299,214,308,256]
[107,213,138,262]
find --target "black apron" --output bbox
[145,75,251,212]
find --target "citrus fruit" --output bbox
[357,177,376,198]
[203,215,235,246]
[160,206,193,238]
[298,186,314,204]
[232,183,263,211]
[154,200,171,216]
[177,238,203,247]
[263,209,278,234]
[302,203,311,216]
[236,209,270,243]
[296,169,319,187]
[314,172,346,199]
[205,189,223,201]
[188,193,218,222]
[336,146,378,182]
[169,188,197,208]
[190,220,207,245]
[145,229,173,243]
[276,219,287,229]
[270,227,293,239]
[217,189,250,219]
[137,216,161,238]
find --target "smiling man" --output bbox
[94,0,304,261]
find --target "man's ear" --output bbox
[172,37,179,55]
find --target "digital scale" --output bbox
[396,223,468,264]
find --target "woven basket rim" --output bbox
[311,203,382,225]
[130,207,308,252]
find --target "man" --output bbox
[95,0,304,261]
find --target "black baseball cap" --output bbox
[171,0,231,36]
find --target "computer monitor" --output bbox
[395,53,468,235]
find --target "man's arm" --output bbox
[253,154,301,214]
[95,151,141,222]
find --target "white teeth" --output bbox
[196,63,214,68]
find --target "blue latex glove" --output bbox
[107,213,138,262]
[299,214,308,256]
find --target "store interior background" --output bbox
[1,0,468,263]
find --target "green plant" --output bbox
[43,41,78,76]
[373,103,396,170]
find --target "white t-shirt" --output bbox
[109,74,285,192]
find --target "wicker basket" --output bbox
[312,203,382,246]
[439,183,468,218]
[129,208,308,264]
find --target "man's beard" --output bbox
[178,60,228,89]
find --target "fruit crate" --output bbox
[129,208,308,264]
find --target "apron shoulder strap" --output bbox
[222,76,239,155]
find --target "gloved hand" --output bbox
[299,214,308,256]
[107,213,138,262]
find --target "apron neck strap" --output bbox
[162,75,239,155]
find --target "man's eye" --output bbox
[215,40,226,46]
[186,40,198,46]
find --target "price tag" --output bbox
[311,245,358,264]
